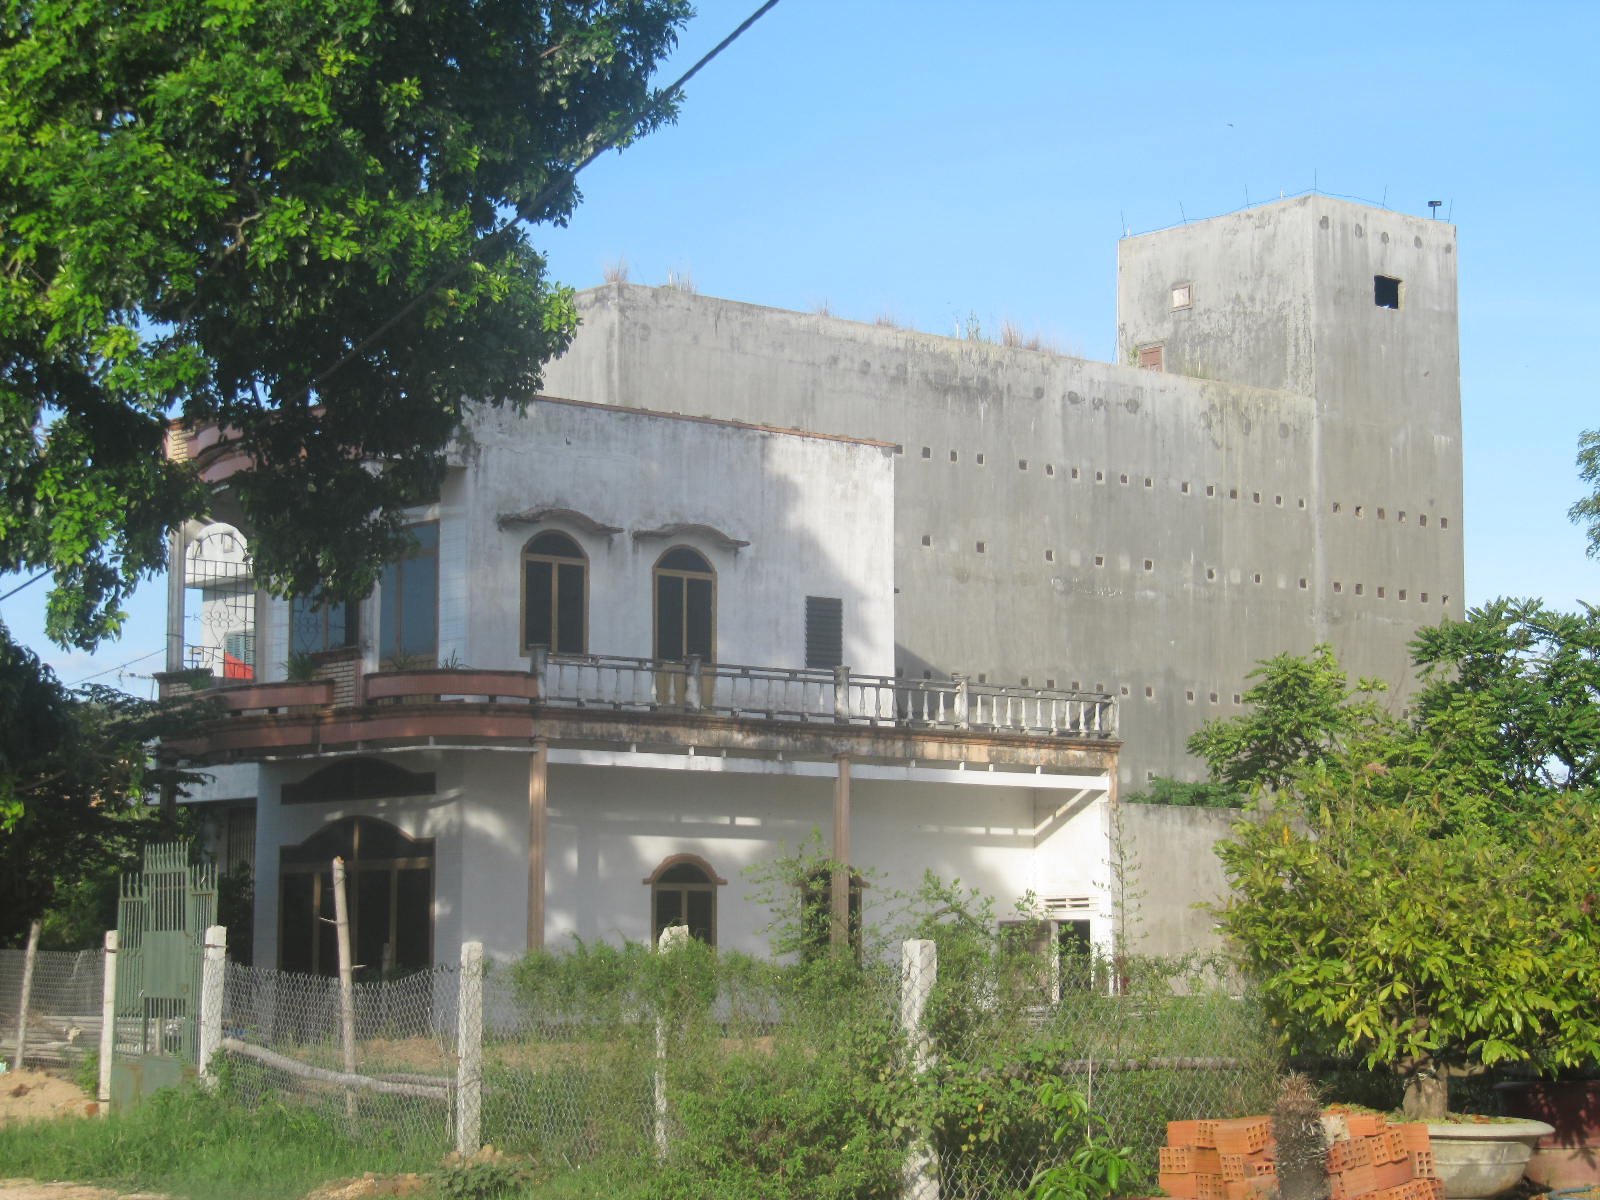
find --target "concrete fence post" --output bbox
[97,930,117,1115]
[11,919,40,1071]
[455,941,484,1156]
[653,924,690,1158]
[901,938,940,1200]
[198,924,227,1086]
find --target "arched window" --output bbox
[645,854,725,946]
[523,531,587,654]
[653,547,715,663]
[279,817,434,979]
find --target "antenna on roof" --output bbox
[1428,200,1442,220]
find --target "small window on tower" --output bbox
[1136,343,1164,372]
[804,596,844,670]
[1171,283,1193,310]
[1374,276,1401,309]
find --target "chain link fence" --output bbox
[217,960,456,1153]
[0,946,104,1069]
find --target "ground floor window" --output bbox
[645,854,725,946]
[279,817,433,979]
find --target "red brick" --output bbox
[1328,1139,1375,1172]
[1159,1173,1198,1199]
[1396,1124,1431,1153]
[1215,1118,1274,1155]
[1410,1150,1436,1180]
[1169,1120,1202,1148]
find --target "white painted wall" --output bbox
[252,750,1111,967]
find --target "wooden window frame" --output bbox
[644,853,726,947]
[378,521,439,667]
[652,546,717,663]
[521,531,589,655]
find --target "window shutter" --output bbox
[805,596,844,669]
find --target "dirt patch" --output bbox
[0,1070,99,1126]
[301,1174,430,1200]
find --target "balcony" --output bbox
[164,651,1117,765]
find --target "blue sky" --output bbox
[4,0,1597,692]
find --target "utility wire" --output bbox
[309,0,783,396]
[67,646,164,687]
[0,569,50,604]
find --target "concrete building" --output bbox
[169,398,1120,972]
[540,193,1464,791]
[167,194,1462,964]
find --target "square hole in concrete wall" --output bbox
[1443,594,1451,606]
[978,673,987,684]
[1298,498,1307,509]
[1095,470,1105,482]
[1299,578,1308,589]
[1355,583,1364,595]
[1209,692,1219,703]
[1045,463,1055,476]
[1144,686,1154,698]
[1334,581,1343,593]
[1206,484,1216,497]
[1398,511,1407,523]
[1119,473,1129,484]
[949,450,958,463]
[1374,275,1402,309]
[1419,514,1428,526]
[1045,549,1055,562]
[1253,573,1262,584]
[1143,559,1154,571]
[1071,681,1080,690]
[1181,481,1191,494]
[893,444,903,454]
[1399,589,1408,600]
[1093,555,1105,567]
[1378,508,1387,520]
[1071,467,1080,479]
[976,541,986,554]
[976,453,985,465]
[1185,690,1195,702]
[920,534,931,547]
[1144,477,1153,488]
[1440,517,1449,529]
[1019,458,1028,470]
[1377,586,1386,598]
[1333,501,1342,514]
[1229,487,1239,500]
[1252,492,1261,504]
[921,446,931,459]
[1119,685,1130,696]
[1233,693,1242,705]
[1020,676,1029,687]
[1205,567,1216,580]
[1420,592,1430,602]
[1046,678,1056,689]
[1275,495,1283,506]
[1355,505,1364,518]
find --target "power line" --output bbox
[67,647,164,687]
[0,569,50,604]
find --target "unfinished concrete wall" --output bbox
[1115,802,1238,958]
[538,196,1464,793]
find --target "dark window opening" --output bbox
[523,531,587,654]
[378,523,439,667]
[801,868,863,961]
[654,547,715,662]
[805,596,844,669]
[1374,275,1401,309]
[279,816,434,980]
[290,595,360,657]
[648,858,720,946]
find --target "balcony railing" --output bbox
[170,652,1116,740]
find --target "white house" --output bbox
[165,396,1121,974]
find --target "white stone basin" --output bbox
[1426,1119,1557,1199]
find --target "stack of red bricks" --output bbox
[1157,1110,1441,1200]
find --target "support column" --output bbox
[165,524,188,674]
[831,753,852,947]
[527,740,548,951]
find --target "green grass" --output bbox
[0,1086,438,1200]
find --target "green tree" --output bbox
[1186,645,1394,792]
[1571,428,1600,559]
[0,634,200,944]
[1200,608,1600,1118]
[2,0,691,644]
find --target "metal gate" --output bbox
[110,842,217,1108]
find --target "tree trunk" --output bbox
[1401,1059,1449,1120]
